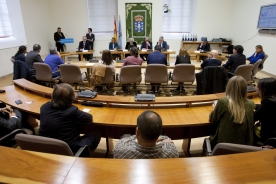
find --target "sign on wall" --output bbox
[125,3,152,44]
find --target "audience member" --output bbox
[25,44,44,70]
[123,47,143,66]
[197,40,210,51]
[86,28,95,59]
[208,76,254,148]
[113,110,179,159]
[140,37,152,61]
[39,83,101,153]
[200,50,222,69]
[222,45,246,77]
[254,78,276,144]
[247,45,265,64]
[78,36,90,61]
[14,46,27,62]
[99,50,116,72]
[54,27,65,52]
[156,36,168,50]
[44,47,64,77]
[147,45,167,93]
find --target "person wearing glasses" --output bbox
[200,50,222,69]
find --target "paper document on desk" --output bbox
[167,49,172,52]
[194,51,200,53]
[83,50,88,52]
[85,63,94,66]
[123,49,128,52]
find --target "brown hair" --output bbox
[256,45,265,54]
[101,50,113,65]
[179,48,190,57]
[130,47,138,57]
[257,78,276,102]
[111,37,117,43]
[52,83,75,109]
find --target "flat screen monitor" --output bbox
[257,3,276,29]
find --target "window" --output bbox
[162,0,194,33]
[87,0,118,33]
[0,0,13,38]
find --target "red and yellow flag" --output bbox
[114,15,117,41]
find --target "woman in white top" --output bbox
[98,50,116,72]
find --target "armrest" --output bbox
[0,129,27,146]
[202,138,213,156]
[74,145,93,157]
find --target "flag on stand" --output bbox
[118,16,122,49]
[114,15,117,42]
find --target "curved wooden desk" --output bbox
[1,146,276,184]
[60,50,94,61]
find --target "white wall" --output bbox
[230,0,276,75]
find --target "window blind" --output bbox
[0,0,13,37]
[87,0,118,33]
[162,0,194,33]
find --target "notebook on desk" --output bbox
[135,94,155,101]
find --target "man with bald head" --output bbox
[200,50,222,69]
[44,47,64,77]
[114,110,179,159]
[78,36,90,61]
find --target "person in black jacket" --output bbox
[140,37,152,61]
[222,45,246,77]
[86,28,95,59]
[125,38,137,58]
[39,83,101,153]
[25,44,44,70]
[197,40,210,51]
[254,78,276,144]
[78,36,91,61]
[14,46,27,62]
[201,50,222,69]
[172,48,191,92]
[54,27,65,52]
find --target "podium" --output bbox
[60,38,74,44]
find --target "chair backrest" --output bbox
[212,143,262,156]
[252,59,263,76]
[172,64,195,83]
[101,66,114,84]
[264,137,276,148]
[145,64,168,84]
[167,45,170,49]
[262,54,268,64]
[15,134,74,156]
[59,64,83,83]
[120,65,141,84]
[33,63,53,82]
[258,54,268,71]
[234,64,254,82]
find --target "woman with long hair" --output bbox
[99,50,116,72]
[14,45,27,62]
[122,47,143,66]
[208,76,255,148]
[247,45,265,64]
[254,78,276,143]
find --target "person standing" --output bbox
[86,28,95,59]
[54,27,65,52]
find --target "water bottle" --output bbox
[182,34,184,41]
[195,34,198,41]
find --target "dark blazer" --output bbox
[141,41,152,49]
[14,53,26,62]
[39,102,92,151]
[78,41,90,50]
[147,51,167,65]
[13,60,34,81]
[201,58,222,69]
[254,99,276,143]
[197,43,210,51]
[156,41,168,50]
[25,51,44,69]
[125,42,137,50]
[222,53,246,73]
[86,33,95,50]
[175,55,191,65]
[54,32,65,44]
[109,42,118,50]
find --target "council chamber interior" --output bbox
[0,0,276,183]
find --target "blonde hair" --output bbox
[179,48,190,57]
[225,76,247,124]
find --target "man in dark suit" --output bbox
[147,45,167,93]
[201,50,222,69]
[25,44,44,70]
[54,27,65,52]
[156,36,168,50]
[78,36,90,61]
[140,37,152,61]
[222,45,246,77]
[86,28,95,59]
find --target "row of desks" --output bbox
[0,146,275,183]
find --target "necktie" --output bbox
[146,43,148,49]
[83,42,85,49]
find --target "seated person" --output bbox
[247,45,265,64]
[172,48,191,92]
[0,103,34,138]
[125,38,137,58]
[147,45,168,93]
[123,47,143,66]
[254,78,276,144]
[156,36,168,50]
[197,40,210,52]
[14,46,27,62]
[44,47,64,77]
[99,50,116,72]
[140,37,152,61]
[109,37,119,60]
[39,83,101,153]
[208,76,254,148]
[78,36,90,61]
[222,45,246,77]
[113,110,179,159]
[25,44,44,70]
[200,50,222,69]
